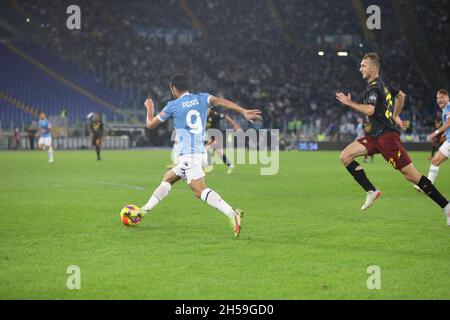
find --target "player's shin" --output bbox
[345,160,376,192]
[200,188,233,218]
[417,176,448,209]
[141,181,172,213]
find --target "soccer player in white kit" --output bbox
[135,74,262,238]
[424,89,450,184]
[38,112,54,163]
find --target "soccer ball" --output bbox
[120,204,142,226]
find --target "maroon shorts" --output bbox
[357,131,412,170]
[92,136,102,147]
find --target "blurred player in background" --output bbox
[89,112,104,161]
[38,111,54,163]
[336,53,450,225]
[419,89,450,187]
[355,117,364,140]
[135,74,261,238]
[204,108,240,174]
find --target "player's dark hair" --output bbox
[437,89,449,96]
[169,74,189,91]
[363,52,381,69]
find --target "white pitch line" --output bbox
[73,179,145,191]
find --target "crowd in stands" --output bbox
[1,0,448,144]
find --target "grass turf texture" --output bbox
[0,150,449,300]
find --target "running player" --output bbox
[422,89,450,185]
[336,53,450,225]
[204,108,240,174]
[132,74,262,238]
[89,113,104,161]
[38,111,54,163]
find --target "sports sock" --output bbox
[200,188,233,218]
[346,160,376,192]
[417,175,448,209]
[48,147,54,161]
[222,154,232,167]
[142,181,171,211]
[427,165,439,184]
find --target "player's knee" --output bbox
[194,190,202,199]
[162,174,173,184]
[431,157,441,166]
[339,151,351,165]
[402,172,414,182]
[401,169,419,183]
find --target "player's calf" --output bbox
[345,160,377,192]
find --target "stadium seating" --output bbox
[0,41,126,128]
[0,0,447,139]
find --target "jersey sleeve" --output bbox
[156,104,173,122]
[199,92,213,108]
[365,87,381,107]
[389,86,400,97]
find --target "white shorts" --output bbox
[38,137,52,147]
[172,154,205,184]
[439,140,450,158]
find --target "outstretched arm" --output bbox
[336,92,375,116]
[144,98,163,129]
[392,91,408,129]
[209,96,262,123]
[392,90,406,119]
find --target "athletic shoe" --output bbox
[230,209,243,239]
[48,159,54,163]
[413,184,424,193]
[204,165,214,174]
[361,190,382,211]
[444,203,450,227]
[227,165,234,174]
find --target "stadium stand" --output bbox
[0,0,448,144]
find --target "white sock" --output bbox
[428,165,440,184]
[200,188,233,218]
[48,147,54,161]
[142,181,171,211]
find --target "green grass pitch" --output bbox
[0,149,449,299]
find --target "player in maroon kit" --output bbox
[336,53,450,226]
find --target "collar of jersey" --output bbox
[178,92,190,99]
[368,78,379,87]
